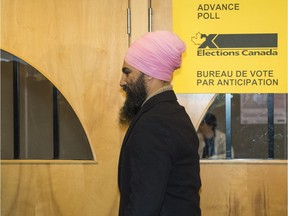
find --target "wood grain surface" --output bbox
[1,0,286,215]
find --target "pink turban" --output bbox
[124,31,186,81]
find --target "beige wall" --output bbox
[1,0,287,215]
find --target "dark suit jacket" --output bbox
[118,90,201,216]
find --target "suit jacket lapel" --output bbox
[118,90,177,187]
[121,90,177,147]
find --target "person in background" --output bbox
[198,112,233,159]
[118,31,201,216]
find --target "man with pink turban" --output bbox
[118,31,201,216]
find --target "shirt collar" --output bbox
[142,85,173,106]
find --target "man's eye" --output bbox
[122,67,131,75]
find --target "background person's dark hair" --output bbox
[202,113,217,131]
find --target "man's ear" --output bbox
[144,74,153,81]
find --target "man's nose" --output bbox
[119,74,126,87]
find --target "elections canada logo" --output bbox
[191,32,278,56]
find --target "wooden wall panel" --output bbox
[1,0,287,216]
[151,0,172,31]
[1,0,127,215]
[130,0,148,42]
[200,161,287,215]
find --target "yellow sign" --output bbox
[172,0,287,93]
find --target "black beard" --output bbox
[119,74,147,126]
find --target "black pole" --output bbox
[267,94,274,159]
[53,86,60,159]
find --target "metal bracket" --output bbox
[127,7,131,36]
[148,0,152,32]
